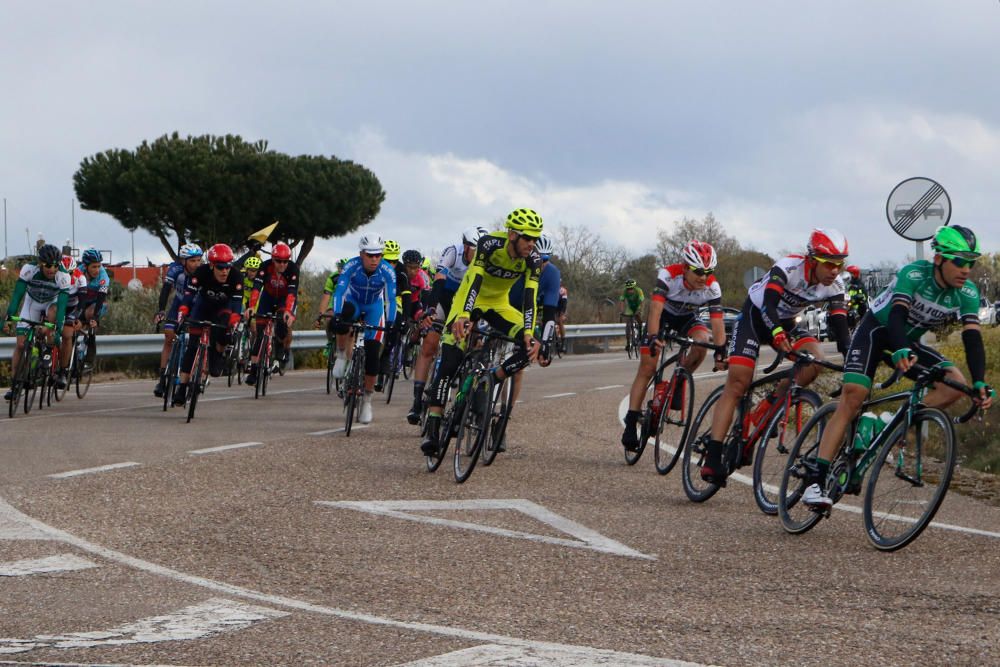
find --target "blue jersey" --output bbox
[75,263,110,303]
[333,257,398,323]
[508,262,561,310]
[164,262,190,302]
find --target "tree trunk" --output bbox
[296,235,315,266]
[155,230,177,261]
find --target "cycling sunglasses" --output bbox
[946,255,977,269]
[40,262,58,269]
[811,255,846,268]
[688,265,713,276]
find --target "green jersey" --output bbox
[620,287,645,314]
[870,260,980,340]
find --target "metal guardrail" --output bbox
[0,324,627,361]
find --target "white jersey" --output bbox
[436,243,471,293]
[747,255,846,320]
[653,264,723,316]
[18,263,72,304]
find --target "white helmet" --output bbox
[462,226,489,246]
[178,243,203,259]
[681,240,718,271]
[535,233,554,255]
[358,233,384,253]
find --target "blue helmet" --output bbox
[178,243,203,259]
[81,247,103,265]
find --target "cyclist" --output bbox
[420,208,544,456]
[621,241,728,451]
[620,279,646,341]
[154,244,204,398]
[556,282,568,350]
[241,255,262,310]
[402,249,429,323]
[802,225,994,509]
[844,264,868,328]
[171,244,243,406]
[57,254,87,385]
[407,225,488,424]
[315,257,350,331]
[3,244,72,397]
[329,234,398,424]
[701,228,852,486]
[245,242,299,385]
[376,240,412,391]
[510,233,561,365]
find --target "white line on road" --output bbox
[47,462,141,479]
[188,442,263,455]
[591,384,625,391]
[307,425,369,436]
[0,554,97,577]
[542,392,577,399]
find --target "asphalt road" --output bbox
[1,348,999,666]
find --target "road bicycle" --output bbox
[682,349,837,506]
[253,314,279,399]
[5,317,56,418]
[337,322,386,436]
[623,331,722,475]
[623,314,643,360]
[225,321,251,387]
[160,321,188,411]
[179,319,230,423]
[778,362,985,551]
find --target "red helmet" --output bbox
[845,264,861,279]
[807,228,848,259]
[682,240,718,270]
[271,242,292,261]
[206,243,235,267]
[60,255,74,271]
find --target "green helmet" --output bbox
[931,225,980,259]
[624,279,637,289]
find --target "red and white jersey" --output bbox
[748,255,846,320]
[653,264,723,316]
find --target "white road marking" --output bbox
[394,643,699,666]
[615,394,1000,540]
[307,425,369,436]
[188,441,263,455]
[542,392,576,399]
[591,384,625,391]
[0,554,97,577]
[0,497,694,665]
[318,499,654,560]
[47,462,141,479]
[0,597,287,655]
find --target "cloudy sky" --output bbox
[1,0,998,272]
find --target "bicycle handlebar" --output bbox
[659,330,724,352]
[7,316,55,330]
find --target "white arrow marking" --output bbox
[317,499,655,560]
[0,598,287,655]
[0,554,97,577]
[394,643,701,666]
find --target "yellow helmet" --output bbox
[243,255,262,270]
[383,239,401,261]
[505,208,543,237]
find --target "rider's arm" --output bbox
[331,261,357,316]
[6,278,27,318]
[759,266,789,333]
[962,325,987,385]
[452,242,488,321]
[520,258,542,334]
[157,281,173,312]
[284,262,300,315]
[826,294,850,356]
[396,268,412,321]
[54,290,69,334]
[381,262,397,325]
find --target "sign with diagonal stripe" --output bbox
[886,177,951,241]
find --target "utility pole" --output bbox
[3,197,7,260]
[71,199,75,251]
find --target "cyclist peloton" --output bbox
[420,208,545,457]
[4,244,72,397]
[701,228,852,486]
[620,279,646,338]
[171,244,244,406]
[802,225,994,509]
[621,241,728,451]
[329,234,398,424]
[407,226,489,424]
[154,244,204,398]
[245,242,299,385]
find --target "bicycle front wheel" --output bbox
[654,367,695,476]
[863,407,956,551]
[482,375,513,467]
[778,402,837,535]
[680,385,724,503]
[75,351,94,399]
[343,348,365,437]
[454,374,493,483]
[753,388,822,516]
[186,347,205,423]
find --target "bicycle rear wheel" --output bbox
[482,374,513,467]
[654,367,695,476]
[255,337,270,399]
[680,385,724,502]
[863,407,955,551]
[343,348,364,436]
[778,402,836,535]
[752,388,821,516]
[454,374,493,483]
[325,344,336,394]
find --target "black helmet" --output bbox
[37,244,61,265]
[402,249,423,265]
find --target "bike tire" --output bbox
[53,350,69,402]
[778,402,837,535]
[680,385,724,503]
[752,388,822,516]
[654,367,695,476]
[344,347,365,437]
[384,348,398,405]
[255,338,269,400]
[76,358,94,400]
[863,407,955,551]
[482,375,514,467]
[8,351,30,418]
[325,345,335,395]
[425,405,455,473]
[186,346,204,423]
[453,374,493,483]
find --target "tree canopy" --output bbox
[73,133,385,263]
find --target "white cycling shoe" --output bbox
[359,394,373,424]
[332,356,347,379]
[802,483,832,510]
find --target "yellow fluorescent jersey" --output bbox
[242,274,254,309]
[451,231,543,332]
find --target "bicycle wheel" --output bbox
[863,407,955,551]
[680,385,724,503]
[454,373,493,483]
[482,374,513,467]
[625,322,634,359]
[778,402,837,535]
[53,348,69,402]
[162,340,179,411]
[654,367,695,476]
[255,337,270,399]
[343,347,365,436]
[425,404,456,473]
[76,352,94,400]
[325,344,336,394]
[186,346,204,423]
[384,346,399,405]
[752,388,822,516]
[8,349,30,418]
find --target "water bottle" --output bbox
[876,412,893,437]
[650,380,669,414]
[853,412,878,452]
